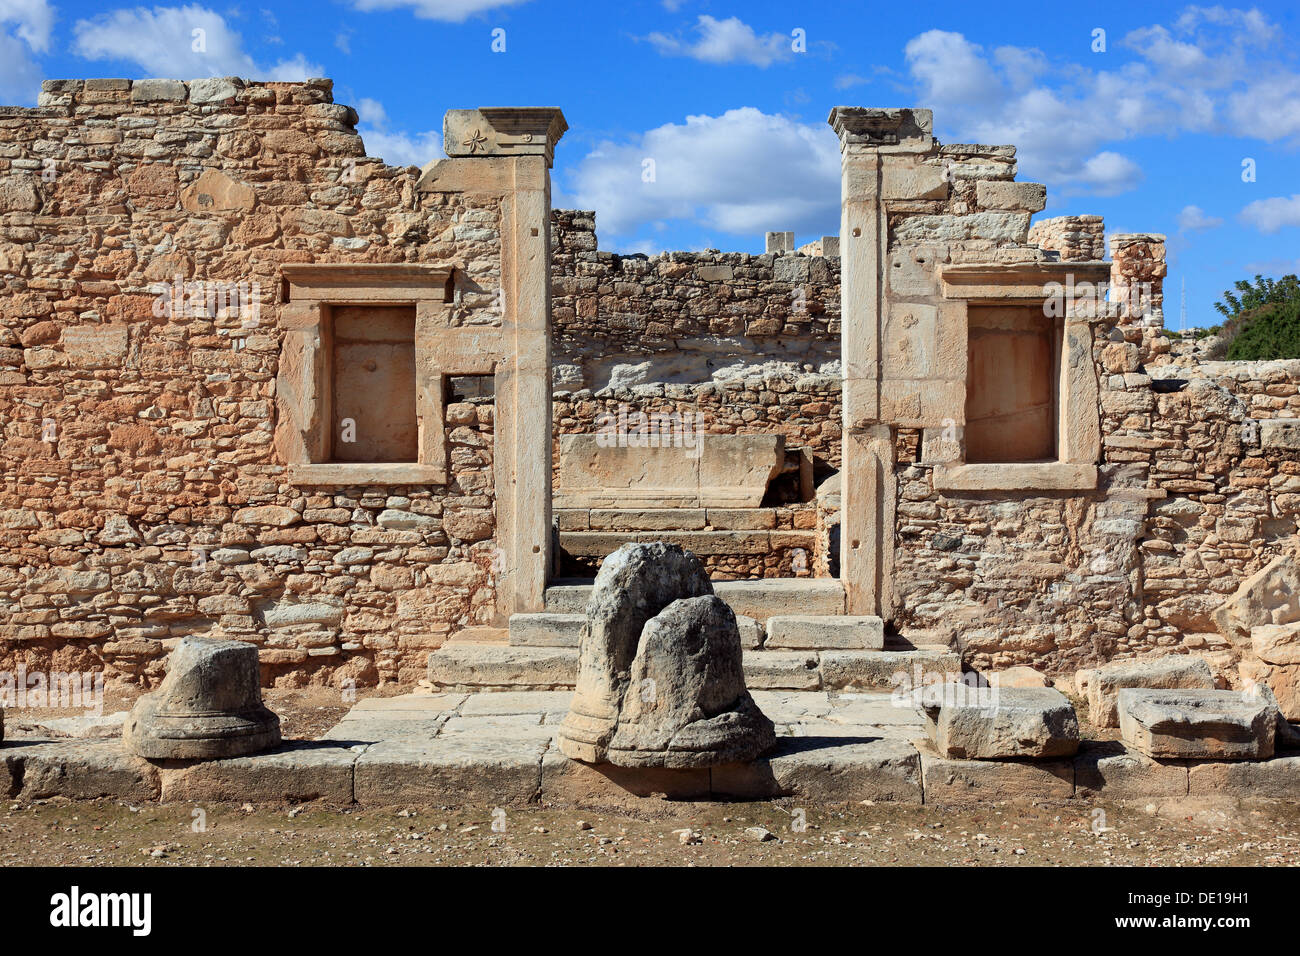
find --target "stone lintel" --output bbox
[286,462,447,486]
[933,462,1098,492]
[443,107,568,166]
[281,263,454,303]
[940,261,1112,300]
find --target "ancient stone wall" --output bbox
[550,210,843,471]
[0,78,504,687]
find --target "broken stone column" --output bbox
[559,542,775,768]
[123,636,281,759]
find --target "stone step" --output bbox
[427,642,960,692]
[507,612,585,647]
[543,577,845,621]
[508,611,766,648]
[765,615,884,650]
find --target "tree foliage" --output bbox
[1214,273,1300,319]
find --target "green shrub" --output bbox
[1225,299,1300,360]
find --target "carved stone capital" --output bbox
[443,107,568,166]
[828,107,933,152]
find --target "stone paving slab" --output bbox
[2,691,1298,809]
[917,739,1076,806]
[3,739,160,802]
[353,735,549,806]
[460,691,573,717]
[1072,740,1189,800]
[160,741,357,805]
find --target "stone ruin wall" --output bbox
[0,78,505,688]
[3,80,1299,690]
[551,148,1300,682]
[550,210,843,472]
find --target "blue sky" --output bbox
[2,0,1299,327]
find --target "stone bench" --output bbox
[554,433,784,509]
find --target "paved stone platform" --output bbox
[2,691,1298,808]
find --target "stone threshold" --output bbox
[2,692,1298,809]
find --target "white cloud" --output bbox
[348,0,531,22]
[355,97,442,167]
[1073,151,1145,196]
[901,12,1300,199]
[560,107,839,244]
[72,4,323,79]
[0,0,52,103]
[1240,194,1300,234]
[1177,204,1224,231]
[0,0,53,51]
[647,15,791,67]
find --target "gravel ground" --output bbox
[2,798,1298,867]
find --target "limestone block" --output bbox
[1118,688,1277,760]
[60,325,128,368]
[188,77,241,104]
[975,180,1047,212]
[881,162,949,201]
[1072,741,1189,800]
[921,686,1080,759]
[765,231,794,253]
[917,741,1075,805]
[1213,552,1300,644]
[181,169,255,213]
[1260,418,1300,451]
[1087,655,1216,728]
[764,615,884,650]
[554,433,783,509]
[123,637,281,760]
[131,79,187,102]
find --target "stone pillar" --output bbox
[828,107,931,616]
[1109,233,1168,366]
[442,107,567,615]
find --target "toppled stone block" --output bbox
[1088,655,1215,728]
[559,542,774,768]
[1118,688,1277,760]
[123,637,281,760]
[920,685,1079,759]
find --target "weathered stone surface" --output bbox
[917,741,1075,805]
[559,542,773,768]
[764,615,884,650]
[1214,551,1300,643]
[605,595,776,768]
[9,740,160,801]
[1088,656,1216,728]
[1072,740,1189,800]
[921,685,1080,759]
[554,434,783,509]
[123,637,281,759]
[1118,688,1277,760]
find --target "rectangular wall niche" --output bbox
[965,305,1059,463]
[331,305,418,463]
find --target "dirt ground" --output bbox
[2,798,1298,867]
